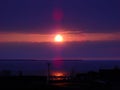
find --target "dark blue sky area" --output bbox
[0,0,120,59]
[0,0,119,33]
[0,41,119,59]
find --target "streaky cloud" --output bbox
[0,32,119,43]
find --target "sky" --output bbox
[0,0,120,60]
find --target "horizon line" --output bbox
[0,58,120,61]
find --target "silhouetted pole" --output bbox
[70,66,75,81]
[47,62,50,84]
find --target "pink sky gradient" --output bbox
[0,31,119,43]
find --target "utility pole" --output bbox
[47,62,50,85]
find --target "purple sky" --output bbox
[0,0,120,59]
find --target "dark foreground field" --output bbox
[0,76,119,90]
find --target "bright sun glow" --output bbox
[52,72,65,77]
[55,72,64,77]
[54,34,63,42]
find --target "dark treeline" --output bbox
[0,67,120,89]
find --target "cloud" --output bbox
[0,31,119,43]
[61,31,120,42]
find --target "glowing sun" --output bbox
[54,34,63,42]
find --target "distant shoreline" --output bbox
[0,59,119,61]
